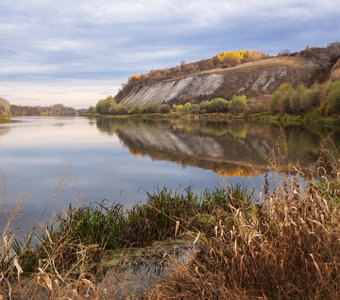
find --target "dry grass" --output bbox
[146,175,340,299]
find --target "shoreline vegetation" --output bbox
[88,80,340,127]
[1,164,339,298]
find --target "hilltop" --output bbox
[115,43,340,107]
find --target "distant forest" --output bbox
[0,98,79,117]
[10,104,78,116]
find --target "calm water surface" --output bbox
[0,117,338,232]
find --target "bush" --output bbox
[109,103,128,115]
[230,95,248,113]
[141,104,158,114]
[301,86,321,112]
[199,100,211,113]
[128,106,141,115]
[289,84,306,113]
[190,103,200,114]
[183,102,192,113]
[270,83,321,114]
[210,98,229,112]
[326,80,340,114]
[199,98,228,113]
[95,96,115,114]
[269,83,291,113]
[173,104,184,113]
[0,98,10,116]
[159,104,171,113]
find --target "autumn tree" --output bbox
[0,98,10,116]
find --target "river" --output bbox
[0,116,338,232]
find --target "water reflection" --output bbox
[0,125,11,137]
[0,117,338,232]
[95,118,338,177]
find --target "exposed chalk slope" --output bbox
[120,57,319,106]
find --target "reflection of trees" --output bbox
[94,117,339,176]
[0,126,11,137]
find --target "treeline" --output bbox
[115,50,269,101]
[92,95,262,116]
[270,80,340,116]
[10,104,78,116]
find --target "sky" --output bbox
[0,0,339,108]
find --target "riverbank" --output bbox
[1,174,339,299]
[0,118,10,124]
[87,111,340,128]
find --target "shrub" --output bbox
[109,103,128,115]
[210,98,229,112]
[183,102,192,113]
[198,98,229,113]
[269,83,320,114]
[0,98,10,116]
[269,83,292,113]
[190,103,200,114]
[95,96,115,114]
[326,80,340,114]
[159,104,171,113]
[198,100,211,113]
[289,84,306,113]
[128,106,141,115]
[230,95,248,113]
[300,86,321,112]
[173,104,184,113]
[141,104,158,114]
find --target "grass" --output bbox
[0,118,10,124]
[1,173,339,298]
[147,177,340,299]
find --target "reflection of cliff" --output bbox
[95,118,336,177]
[117,124,271,175]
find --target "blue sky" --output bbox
[0,0,339,108]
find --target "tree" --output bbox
[269,83,292,113]
[210,98,229,112]
[0,98,11,116]
[289,84,306,114]
[326,80,340,114]
[95,96,115,114]
[230,95,248,114]
[300,86,320,112]
[159,104,171,113]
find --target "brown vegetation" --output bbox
[147,178,339,299]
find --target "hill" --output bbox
[116,43,340,107]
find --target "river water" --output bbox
[0,117,338,232]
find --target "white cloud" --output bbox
[0,0,339,106]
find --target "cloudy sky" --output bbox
[0,0,339,108]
